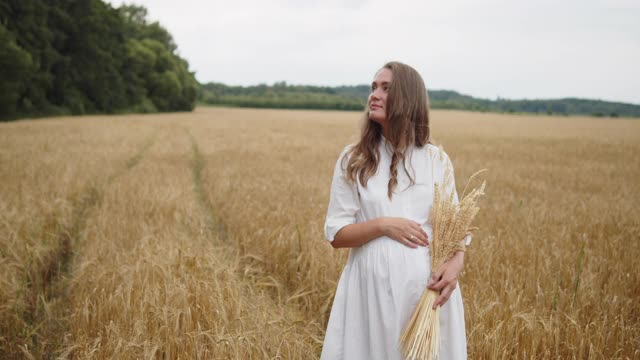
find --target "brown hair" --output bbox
[343,61,430,198]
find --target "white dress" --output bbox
[321,138,470,360]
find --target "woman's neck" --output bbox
[381,126,390,140]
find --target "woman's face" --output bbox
[368,67,392,128]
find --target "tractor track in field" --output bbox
[18,130,159,358]
[188,131,228,241]
[186,132,320,341]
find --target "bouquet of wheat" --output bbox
[400,152,486,360]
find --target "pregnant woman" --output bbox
[321,61,469,360]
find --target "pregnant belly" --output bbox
[349,236,432,286]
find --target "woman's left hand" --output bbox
[427,251,465,309]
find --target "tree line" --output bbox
[199,82,365,111]
[0,0,198,121]
[199,83,640,118]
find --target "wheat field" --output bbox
[1,107,638,359]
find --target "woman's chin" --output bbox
[369,116,387,127]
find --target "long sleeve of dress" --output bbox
[324,146,360,242]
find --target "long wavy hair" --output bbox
[343,61,431,199]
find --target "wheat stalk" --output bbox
[400,158,486,359]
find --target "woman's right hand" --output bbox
[380,217,429,248]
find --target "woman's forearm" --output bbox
[331,218,387,248]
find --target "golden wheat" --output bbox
[0,108,638,358]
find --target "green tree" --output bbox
[0,23,35,119]
[0,0,197,120]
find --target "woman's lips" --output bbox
[370,105,382,110]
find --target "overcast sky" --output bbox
[108,0,640,104]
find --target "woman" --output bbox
[321,61,470,359]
